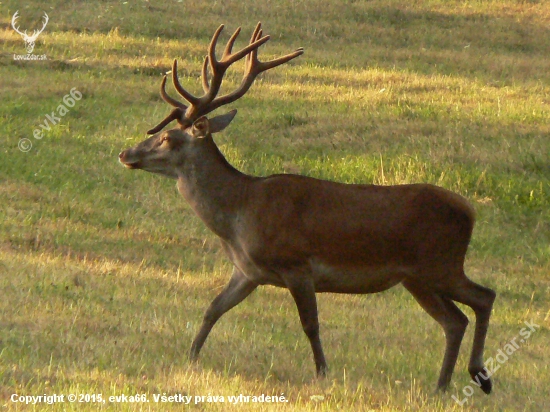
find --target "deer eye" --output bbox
[160,135,170,145]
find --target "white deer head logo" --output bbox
[11,11,49,54]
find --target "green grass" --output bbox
[1,0,549,410]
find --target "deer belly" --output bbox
[309,259,407,293]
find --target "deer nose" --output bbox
[118,151,129,163]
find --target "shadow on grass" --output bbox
[2,3,549,84]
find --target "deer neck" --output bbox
[176,138,249,241]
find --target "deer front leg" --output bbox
[285,275,328,377]
[190,268,257,361]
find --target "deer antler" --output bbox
[11,11,27,38]
[147,23,303,134]
[30,12,49,41]
[11,11,49,41]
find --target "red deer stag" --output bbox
[119,23,496,394]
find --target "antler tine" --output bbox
[201,56,210,93]
[222,27,242,60]
[146,76,188,134]
[172,60,200,105]
[147,107,185,135]
[11,11,27,36]
[160,75,187,110]
[246,24,263,72]
[207,24,225,74]
[256,47,305,72]
[35,12,49,36]
[249,22,262,47]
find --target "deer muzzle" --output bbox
[118,150,141,169]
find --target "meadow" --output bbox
[0,0,549,410]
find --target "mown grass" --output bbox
[1,0,549,410]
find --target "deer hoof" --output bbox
[468,367,492,394]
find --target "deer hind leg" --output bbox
[284,275,328,377]
[189,268,257,361]
[403,280,469,392]
[447,276,496,394]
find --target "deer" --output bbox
[118,23,496,394]
[11,11,49,54]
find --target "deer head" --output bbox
[12,11,49,54]
[119,23,303,178]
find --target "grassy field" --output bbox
[1,0,549,410]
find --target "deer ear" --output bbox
[208,109,237,134]
[191,116,210,138]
